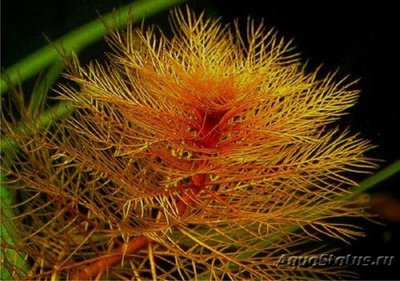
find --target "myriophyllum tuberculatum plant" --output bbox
[1,7,377,280]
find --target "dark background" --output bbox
[1,0,399,279]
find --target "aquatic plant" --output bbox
[1,4,398,280]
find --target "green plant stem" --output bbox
[0,0,186,95]
[29,60,65,115]
[196,160,400,278]
[1,101,74,152]
[345,160,400,199]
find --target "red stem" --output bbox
[73,176,205,280]
[73,235,150,280]
[73,108,222,279]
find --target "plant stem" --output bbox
[73,235,150,280]
[1,101,74,152]
[73,115,215,279]
[196,159,400,278]
[347,160,400,198]
[0,0,186,95]
[29,60,65,115]
[73,178,204,280]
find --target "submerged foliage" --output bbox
[1,8,375,280]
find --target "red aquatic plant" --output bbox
[1,7,375,280]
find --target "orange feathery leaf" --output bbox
[1,7,376,280]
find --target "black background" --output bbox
[1,0,400,279]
